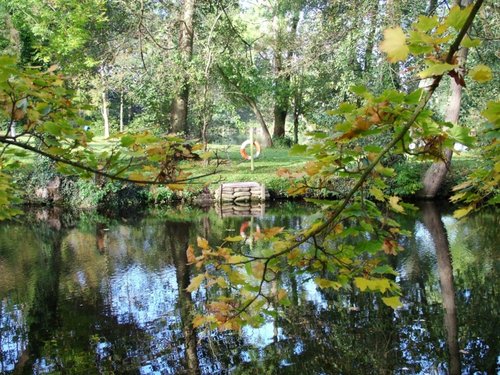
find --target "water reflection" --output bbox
[0,203,498,374]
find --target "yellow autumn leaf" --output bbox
[354,277,391,293]
[192,315,206,328]
[227,255,248,264]
[382,296,402,309]
[263,226,285,239]
[370,186,385,201]
[304,161,321,176]
[186,245,196,263]
[228,270,246,285]
[197,236,209,250]
[469,64,493,83]
[389,196,405,213]
[127,172,145,182]
[186,273,205,292]
[277,289,287,301]
[166,183,185,190]
[315,278,342,290]
[380,27,409,63]
[453,206,474,219]
[225,235,243,242]
[215,276,228,288]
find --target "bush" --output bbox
[391,162,424,196]
[272,136,294,149]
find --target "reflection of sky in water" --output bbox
[302,278,327,309]
[0,206,497,374]
[242,322,281,347]
[413,221,437,256]
[105,264,179,328]
[103,263,187,374]
[0,302,26,373]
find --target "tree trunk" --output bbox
[420,0,471,198]
[101,91,110,139]
[364,2,379,73]
[421,203,461,375]
[272,8,299,140]
[217,65,273,147]
[293,88,301,144]
[100,69,110,139]
[248,98,273,147]
[119,89,124,132]
[170,0,196,134]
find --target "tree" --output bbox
[420,0,473,198]
[271,1,301,140]
[185,0,491,330]
[170,0,196,134]
[0,56,217,220]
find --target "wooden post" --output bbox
[261,183,266,202]
[250,127,254,172]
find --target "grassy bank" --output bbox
[11,139,480,208]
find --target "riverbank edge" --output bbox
[12,157,477,211]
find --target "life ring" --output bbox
[240,221,261,239]
[240,140,261,160]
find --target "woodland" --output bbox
[0,0,499,344]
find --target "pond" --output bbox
[0,202,498,374]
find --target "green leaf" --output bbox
[359,240,383,254]
[120,135,135,147]
[370,187,385,202]
[364,145,383,153]
[469,65,492,83]
[414,15,438,32]
[380,27,409,63]
[372,265,398,276]
[481,101,500,125]
[405,89,423,104]
[350,85,367,96]
[449,126,474,147]
[290,144,307,155]
[461,35,481,48]
[375,165,395,177]
[446,4,472,31]
[334,102,357,114]
[382,296,402,309]
[418,63,457,78]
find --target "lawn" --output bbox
[183,144,310,190]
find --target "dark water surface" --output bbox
[0,202,498,374]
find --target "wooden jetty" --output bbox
[214,182,269,203]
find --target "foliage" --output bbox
[0,0,497,335]
[451,101,500,217]
[0,56,216,216]
[185,2,494,330]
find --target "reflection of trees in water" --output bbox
[0,205,498,373]
[396,204,499,374]
[166,221,200,375]
[421,202,460,375]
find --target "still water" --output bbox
[0,202,498,374]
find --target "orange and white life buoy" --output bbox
[240,221,261,239]
[240,140,261,160]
